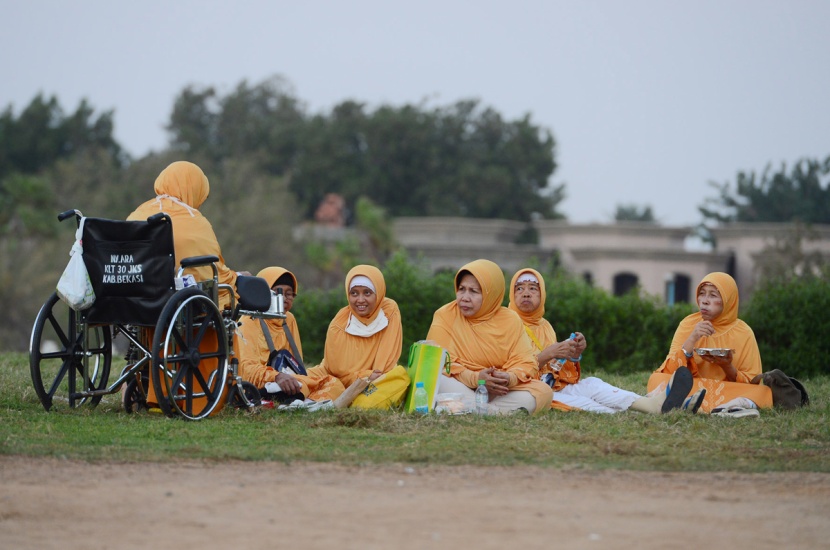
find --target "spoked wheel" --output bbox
[151,287,229,420]
[229,381,262,409]
[29,292,112,411]
[122,377,148,413]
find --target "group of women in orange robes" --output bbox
[133,160,770,415]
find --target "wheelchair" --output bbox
[29,209,281,420]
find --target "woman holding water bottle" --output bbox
[426,259,553,415]
[509,268,699,414]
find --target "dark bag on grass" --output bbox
[751,369,809,409]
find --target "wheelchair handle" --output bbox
[146,212,171,225]
[58,209,82,223]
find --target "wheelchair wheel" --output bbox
[29,293,112,411]
[122,377,148,413]
[151,287,229,420]
[229,381,262,409]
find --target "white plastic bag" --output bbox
[56,217,95,310]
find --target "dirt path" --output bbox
[1,457,828,549]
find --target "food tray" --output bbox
[694,348,733,357]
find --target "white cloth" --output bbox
[345,309,389,337]
[554,377,641,414]
[153,194,197,217]
[438,374,536,415]
[349,275,375,292]
[516,273,539,284]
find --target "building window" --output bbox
[665,273,691,305]
[582,271,593,286]
[613,273,639,296]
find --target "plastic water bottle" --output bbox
[554,332,577,371]
[414,381,429,415]
[475,379,489,415]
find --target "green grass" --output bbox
[2,352,828,471]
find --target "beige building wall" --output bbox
[393,217,830,303]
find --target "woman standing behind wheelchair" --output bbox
[127,160,247,310]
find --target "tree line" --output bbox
[1,75,828,350]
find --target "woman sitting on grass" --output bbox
[304,265,410,409]
[426,259,553,415]
[509,267,697,414]
[648,272,772,417]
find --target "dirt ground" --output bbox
[1,457,828,549]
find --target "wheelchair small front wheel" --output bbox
[29,293,112,411]
[151,287,229,420]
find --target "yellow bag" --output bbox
[403,341,450,413]
[350,365,410,410]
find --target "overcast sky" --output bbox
[3,0,829,226]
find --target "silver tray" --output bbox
[695,348,733,357]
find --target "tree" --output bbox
[614,204,656,223]
[700,156,830,224]
[166,75,305,172]
[0,94,124,180]
[291,99,564,221]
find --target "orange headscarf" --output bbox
[508,268,580,388]
[310,265,403,387]
[127,161,237,306]
[426,259,538,389]
[657,272,762,383]
[508,267,555,344]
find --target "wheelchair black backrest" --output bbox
[82,214,176,326]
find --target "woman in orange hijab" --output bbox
[509,267,697,414]
[426,259,553,415]
[127,161,241,309]
[648,272,772,415]
[304,265,410,409]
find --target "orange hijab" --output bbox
[659,272,762,382]
[317,265,402,387]
[127,161,236,304]
[508,267,557,350]
[427,259,538,383]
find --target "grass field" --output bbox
[1,352,828,472]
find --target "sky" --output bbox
[3,0,829,226]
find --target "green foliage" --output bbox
[290,99,563,221]
[0,94,124,180]
[700,155,830,224]
[614,203,656,223]
[744,276,830,378]
[540,269,694,373]
[291,287,343,364]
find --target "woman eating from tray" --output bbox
[647,272,772,417]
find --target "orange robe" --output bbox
[126,161,238,309]
[427,260,552,414]
[508,268,580,411]
[305,265,408,408]
[649,272,772,411]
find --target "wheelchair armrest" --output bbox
[180,255,220,269]
[236,276,272,312]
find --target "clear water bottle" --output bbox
[413,381,429,415]
[554,332,577,371]
[475,379,489,415]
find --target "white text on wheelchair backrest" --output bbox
[103,254,144,283]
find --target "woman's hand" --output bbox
[683,321,716,352]
[540,339,578,364]
[478,367,509,397]
[368,370,384,382]
[274,372,302,395]
[572,332,587,357]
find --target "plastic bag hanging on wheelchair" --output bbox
[268,349,307,376]
[56,218,95,311]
